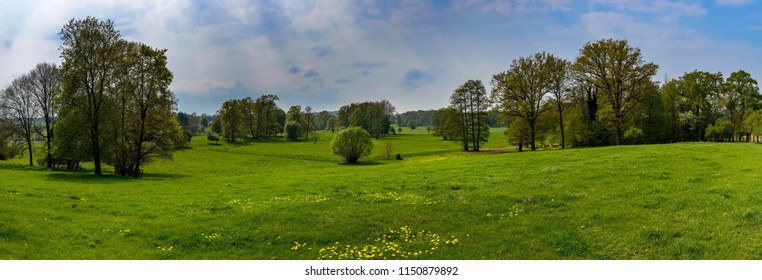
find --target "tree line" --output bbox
[433,38,761,151]
[0,17,186,177]
[212,98,396,142]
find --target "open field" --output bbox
[1,128,762,259]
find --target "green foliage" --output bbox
[492,52,561,151]
[330,127,372,163]
[206,131,220,144]
[285,121,301,140]
[326,116,338,133]
[407,120,417,129]
[705,119,733,142]
[450,80,490,151]
[219,99,246,141]
[211,118,223,134]
[338,100,395,138]
[381,142,394,160]
[506,118,530,151]
[623,127,644,144]
[573,39,659,145]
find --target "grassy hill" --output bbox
[1,128,761,259]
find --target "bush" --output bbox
[381,142,394,160]
[623,127,644,144]
[285,121,300,140]
[407,120,417,129]
[311,132,319,144]
[206,131,220,144]
[331,127,373,163]
[706,119,732,142]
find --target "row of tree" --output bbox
[0,17,186,177]
[216,95,284,141]
[434,39,761,151]
[337,100,395,138]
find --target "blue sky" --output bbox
[1,0,762,114]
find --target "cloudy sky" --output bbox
[1,0,762,114]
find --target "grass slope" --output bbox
[1,129,761,259]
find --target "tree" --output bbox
[572,39,659,145]
[432,107,463,141]
[206,131,220,144]
[285,105,302,139]
[201,113,210,131]
[662,79,681,142]
[326,116,338,133]
[2,77,38,166]
[25,63,60,168]
[218,99,246,141]
[211,117,223,134]
[548,56,571,148]
[723,70,760,141]
[316,111,332,131]
[303,106,314,140]
[492,52,556,151]
[744,110,762,143]
[407,120,417,129]
[677,71,723,141]
[0,118,21,160]
[258,94,280,138]
[118,43,183,177]
[337,100,395,137]
[58,17,123,175]
[506,117,531,151]
[623,127,644,144]
[331,127,373,163]
[285,121,300,140]
[450,80,490,151]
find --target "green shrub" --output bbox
[623,127,644,144]
[206,131,220,144]
[285,121,300,141]
[331,127,372,163]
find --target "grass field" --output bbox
[1,126,762,260]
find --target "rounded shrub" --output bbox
[331,127,373,163]
[285,121,301,140]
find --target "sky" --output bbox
[1,0,762,114]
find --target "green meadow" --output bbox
[1,127,762,259]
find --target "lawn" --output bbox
[1,128,761,259]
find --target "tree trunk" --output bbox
[529,120,536,151]
[518,139,523,152]
[46,119,53,168]
[27,139,33,167]
[92,123,102,175]
[557,103,565,149]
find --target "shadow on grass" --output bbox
[338,161,385,166]
[44,170,188,183]
[46,172,133,184]
[140,172,189,180]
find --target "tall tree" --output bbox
[491,52,555,151]
[122,43,182,177]
[2,77,39,166]
[26,63,60,168]
[258,94,280,138]
[451,80,490,151]
[218,99,246,141]
[548,56,571,148]
[723,70,760,141]
[677,71,723,141]
[58,17,123,175]
[572,39,659,145]
[303,106,314,140]
[661,79,681,142]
